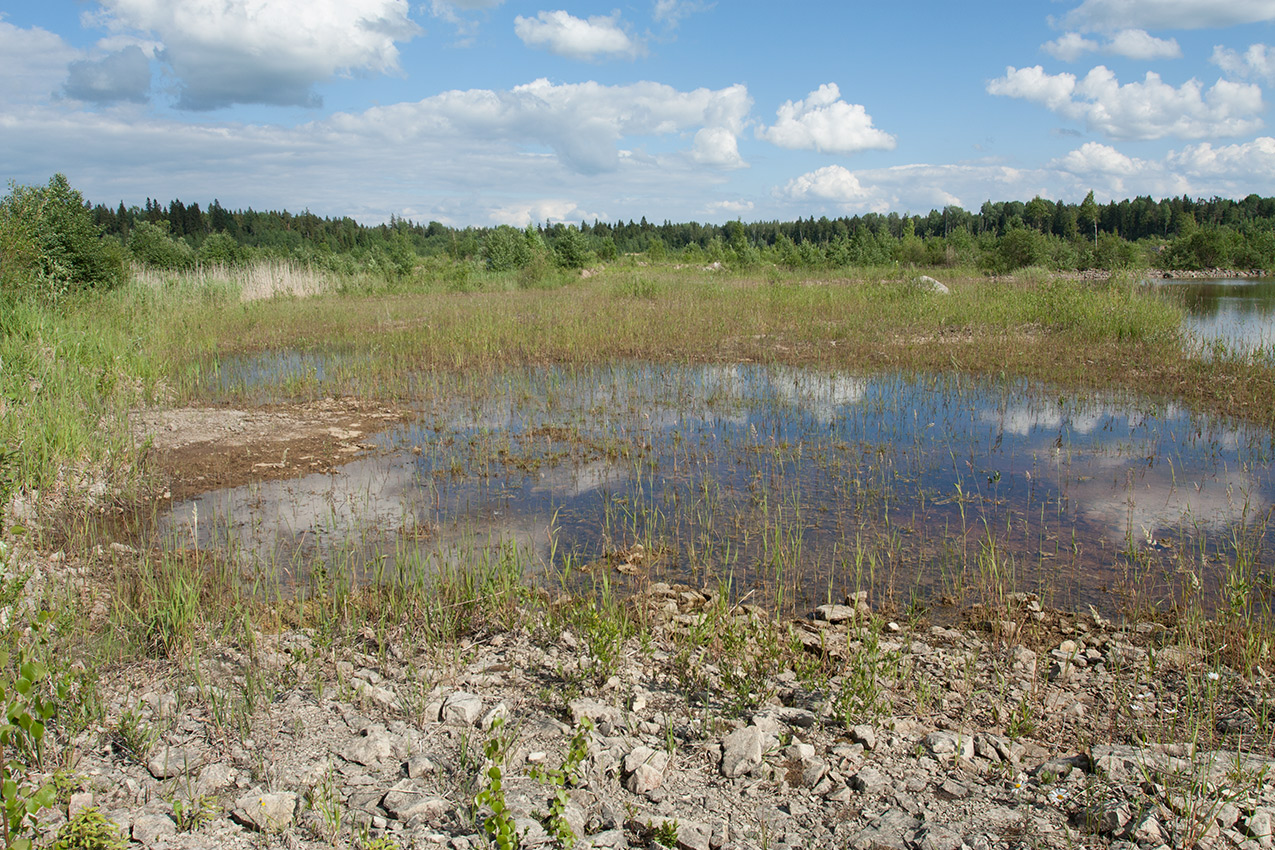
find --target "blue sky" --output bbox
[2,0,1275,226]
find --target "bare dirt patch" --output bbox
[131,397,407,500]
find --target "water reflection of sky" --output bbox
[1152,278,1275,352]
[162,363,1275,613]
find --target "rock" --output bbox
[442,692,485,726]
[232,791,298,832]
[341,726,398,766]
[923,731,974,761]
[848,809,920,850]
[801,758,829,788]
[569,698,623,736]
[131,814,176,847]
[850,767,888,795]
[917,275,950,294]
[813,604,857,623]
[674,819,712,850]
[721,725,765,778]
[382,780,450,821]
[584,829,626,849]
[623,746,669,795]
[67,792,93,819]
[407,754,438,779]
[480,702,509,731]
[1129,809,1164,844]
[1082,799,1131,835]
[914,824,964,850]
[850,725,876,750]
[195,762,237,795]
[147,746,201,779]
[1248,807,1275,848]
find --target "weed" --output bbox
[50,807,127,850]
[472,718,521,850]
[530,719,593,849]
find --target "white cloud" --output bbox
[87,0,421,110]
[430,0,503,43]
[489,199,591,227]
[1212,44,1275,83]
[757,84,895,154]
[653,0,711,27]
[1165,137,1275,179]
[0,19,78,107]
[1108,29,1182,60]
[705,199,754,215]
[692,126,745,168]
[1043,30,1179,61]
[781,165,876,205]
[1060,0,1275,32]
[1053,141,1145,176]
[514,10,642,60]
[988,65,1264,140]
[63,47,151,104]
[1044,32,1099,62]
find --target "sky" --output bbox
[3,0,1275,227]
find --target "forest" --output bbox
[5,175,1275,300]
[87,189,1275,277]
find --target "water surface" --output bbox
[160,363,1275,616]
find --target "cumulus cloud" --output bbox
[0,19,78,107]
[692,126,745,168]
[1053,141,1145,176]
[1059,0,1275,32]
[1212,44,1275,83]
[781,165,876,205]
[321,78,750,175]
[63,46,151,104]
[430,0,504,43]
[987,65,1264,140]
[757,83,895,154]
[1043,32,1100,62]
[705,199,754,215]
[1108,29,1182,59]
[514,10,642,60]
[86,0,421,110]
[489,199,592,227]
[1044,29,1179,61]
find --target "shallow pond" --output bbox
[1153,277,1275,352]
[160,363,1275,617]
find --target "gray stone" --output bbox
[480,702,509,731]
[407,754,438,779]
[147,746,201,779]
[915,824,964,850]
[1129,810,1164,844]
[233,791,298,832]
[584,829,626,849]
[848,809,920,850]
[674,819,712,850]
[568,698,623,736]
[721,725,765,778]
[442,692,485,726]
[382,780,450,821]
[1249,807,1275,848]
[67,792,93,819]
[341,726,398,766]
[1082,799,1131,835]
[624,746,669,794]
[918,275,950,294]
[923,731,974,761]
[131,814,176,847]
[195,762,237,796]
[813,604,857,623]
[850,724,876,750]
[850,767,887,794]
[801,757,829,788]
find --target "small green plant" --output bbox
[109,706,154,764]
[51,807,127,850]
[357,835,403,850]
[305,768,343,843]
[649,818,679,849]
[168,794,217,832]
[530,719,593,849]
[0,611,67,850]
[473,718,521,850]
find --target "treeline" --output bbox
[83,189,1275,276]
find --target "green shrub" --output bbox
[483,225,532,272]
[0,174,127,298]
[127,220,194,270]
[196,231,248,266]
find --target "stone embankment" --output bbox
[33,580,1275,850]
